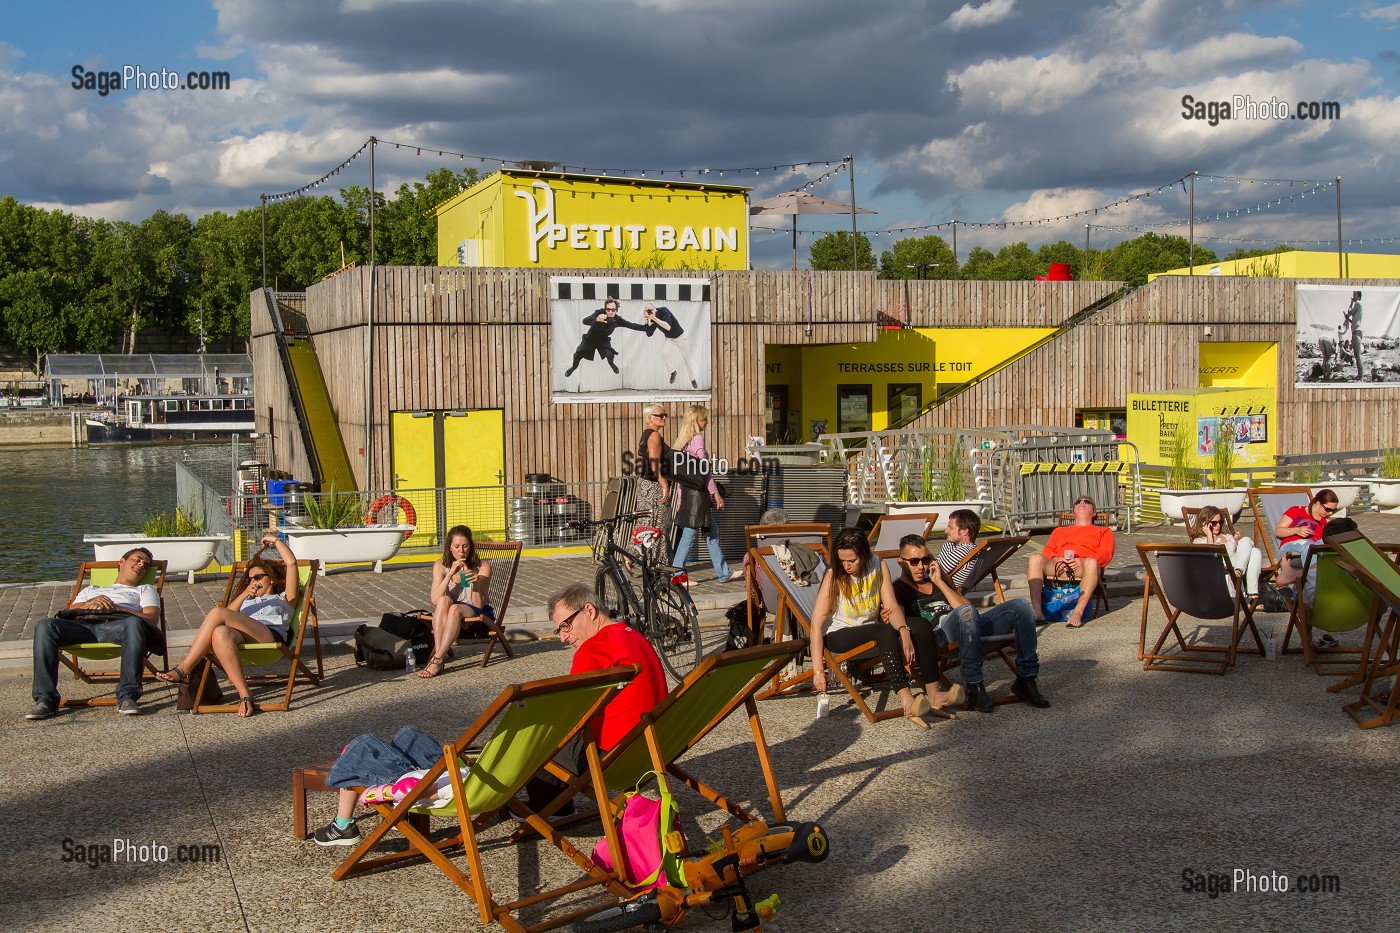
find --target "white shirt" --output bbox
[73,582,160,613]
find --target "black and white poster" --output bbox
[1295,284,1400,387]
[551,276,712,403]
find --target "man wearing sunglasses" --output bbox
[563,297,648,379]
[1027,495,1115,628]
[892,528,1048,713]
[27,547,161,720]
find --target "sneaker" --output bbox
[117,698,140,715]
[25,701,58,721]
[312,820,361,846]
[1313,633,1340,651]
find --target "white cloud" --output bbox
[944,0,1017,32]
[1363,3,1400,22]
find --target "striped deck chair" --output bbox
[1326,530,1400,729]
[333,666,640,933]
[57,559,169,706]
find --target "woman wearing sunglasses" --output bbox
[1191,505,1261,601]
[1274,489,1340,590]
[632,402,674,555]
[156,533,298,717]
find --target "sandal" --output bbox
[154,667,188,684]
[417,656,447,678]
[237,695,256,718]
[931,684,963,710]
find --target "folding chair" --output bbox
[1137,543,1264,674]
[57,560,169,707]
[458,540,523,668]
[743,523,831,647]
[867,514,936,551]
[333,666,640,933]
[945,536,1030,603]
[751,543,903,723]
[1278,544,1394,684]
[1325,530,1400,729]
[192,559,322,713]
[1053,513,1112,616]
[529,641,808,836]
[1247,485,1311,579]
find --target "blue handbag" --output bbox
[1042,581,1091,624]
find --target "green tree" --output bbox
[1104,232,1216,286]
[981,242,1038,280]
[959,246,996,280]
[190,209,262,347]
[1036,239,1084,278]
[809,231,876,271]
[878,234,957,279]
[351,166,479,266]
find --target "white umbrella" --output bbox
[750,191,876,270]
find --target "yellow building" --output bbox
[1151,249,1400,280]
[433,169,751,270]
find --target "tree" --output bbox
[1036,239,1084,278]
[959,246,996,280]
[1105,232,1216,286]
[981,242,1038,280]
[878,234,957,279]
[190,210,262,347]
[809,231,876,271]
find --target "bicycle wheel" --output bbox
[647,578,702,680]
[572,896,663,933]
[595,564,635,626]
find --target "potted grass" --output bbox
[279,482,415,573]
[1362,447,1400,512]
[886,437,990,531]
[85,503,230,584]
[1157,421,1247,522]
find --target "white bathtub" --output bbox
[279,525,414,573]
[84,534,229,584]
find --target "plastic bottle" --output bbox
[405,647,416,673]
[815,693,830,719]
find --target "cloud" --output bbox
[945,0,1017,32]
[1363,2,1400,22]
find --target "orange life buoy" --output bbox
[365,494,417,538]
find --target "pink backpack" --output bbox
[590,773,687,891]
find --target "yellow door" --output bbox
[443,409,506,540]
[390,411,439,548]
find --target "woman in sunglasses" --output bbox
[156,533,298,717]
[1274,489,1340,589]
[1191,505,1261,601]
[632,402,674,556]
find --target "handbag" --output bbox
[176,669,224,711]
[673,485,711,530]
[353,624,411,670]
[378,610,434,646]
[1041,581,1090,624]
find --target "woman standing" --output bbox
[633,402,674,556]
[1191,505,1262,600]
[670,405,743,582]
[420,525,492,678]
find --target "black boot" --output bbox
[1012,676,1050,708]
[669,370,677,384]
[608,356,620,374]
[965,681,995,713]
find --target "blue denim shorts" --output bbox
[326,726,443,789]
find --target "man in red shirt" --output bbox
[1027,495,1115,628]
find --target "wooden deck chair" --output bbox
[1247,485,1311,578]
[459,540,523,668]
[1325,530,1400,729]
[743,523,831,647]
[57,560,169,707]
[529,640,809,837]
[333,666,640,933]
[867,514,936,551]
[1278,544,1389,683]
[751,543,902,723]
[192,559,321,713]
[1054,512,1112,616]
[945,536,1030,603]
[1137,543,1264,674]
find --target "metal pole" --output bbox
[847,155,857,271]
[1335,176,1343,277]
[365,137,377,490]
[1084,224,1090,265]
[1189,172,1195,276]
[260,195,267,290]
[952,221,958,275]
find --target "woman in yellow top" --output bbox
[810,530,948,729]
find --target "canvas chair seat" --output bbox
[57,560,170,707]
[1324,530,1400,730]
[1137,543,1264,674]
[1278,545,1384,682]
[945,535,1030,603]
[1247,485,1312,580]
[867,514,936,551]
[743,523,832,647]
[332,666,640,932]
[193,559,322,713]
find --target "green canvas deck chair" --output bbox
[465,540,524,668]
[58,559,169,706]
[333,666,640,933]
[1277,543,1393,683]
[1326,530,1400,729]
[528,641,808,837]
[1247,485,1311,580]
[867,514,936,551]
[192,559,321,713]
[1137,543,1264,674]
[751,542,903,724]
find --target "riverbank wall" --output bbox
[0,410,79,447]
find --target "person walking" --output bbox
[670,405,743,582]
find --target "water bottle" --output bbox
[405,647,416,673]
[815,693,830,719]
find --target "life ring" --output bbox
[365,494,417,537]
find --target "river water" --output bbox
[1,444,224,584]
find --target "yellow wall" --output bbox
[1127,386,1276,468]
[434,171,750,270]
[1151,250,1400,280]
[1198,341,1277,387]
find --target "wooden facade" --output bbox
[250,269,1398,490]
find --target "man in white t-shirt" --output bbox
[28,547,161,720]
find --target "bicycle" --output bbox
[572,512,703,681]
[571,819,830,932]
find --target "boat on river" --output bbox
[85,393,255,443]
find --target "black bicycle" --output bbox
[572,512,702,681]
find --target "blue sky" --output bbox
[3,0,1398,268]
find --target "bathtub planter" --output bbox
[279,524,414,574]
[886,500,991,532]
[1361,478,1400,512]
[1262,481,1366,512]
[84,534,230,584]
[1156,488,1248,524]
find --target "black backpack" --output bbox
[353,624,411,670]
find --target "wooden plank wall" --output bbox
[248,289,310,480]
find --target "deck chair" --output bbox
[868,514,936,551]
[529,640,808,838]
[57,560,169,707]
[192,559,321,713]
[945,536,1030,604]
[1277,544,1389,683]
[1326,530,1400,729]
[1247,485,1311,579]
[333,666,640,933]
[751,543,902,723]
[1137,543,1264,674]
[458,540,523,668]
[744,523,832,647]
[1053,513,1112,616]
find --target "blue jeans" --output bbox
[326,727,443,789]
[1280,539,1320,605]
[949,599,1040,684]
[32,615,149,706]
[673,514,733,579]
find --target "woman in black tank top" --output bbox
[633,404,674,556]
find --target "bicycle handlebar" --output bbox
[566,512,650,530]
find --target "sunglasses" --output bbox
[249,572,269,581]
[903,556,933,566]
[554,607,585,636]
[1207,520,1223,527]
[1321,505,1338,514]
[651,412,668,419]
[1073,498,1094,507]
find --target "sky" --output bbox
[2,0,1398,269]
